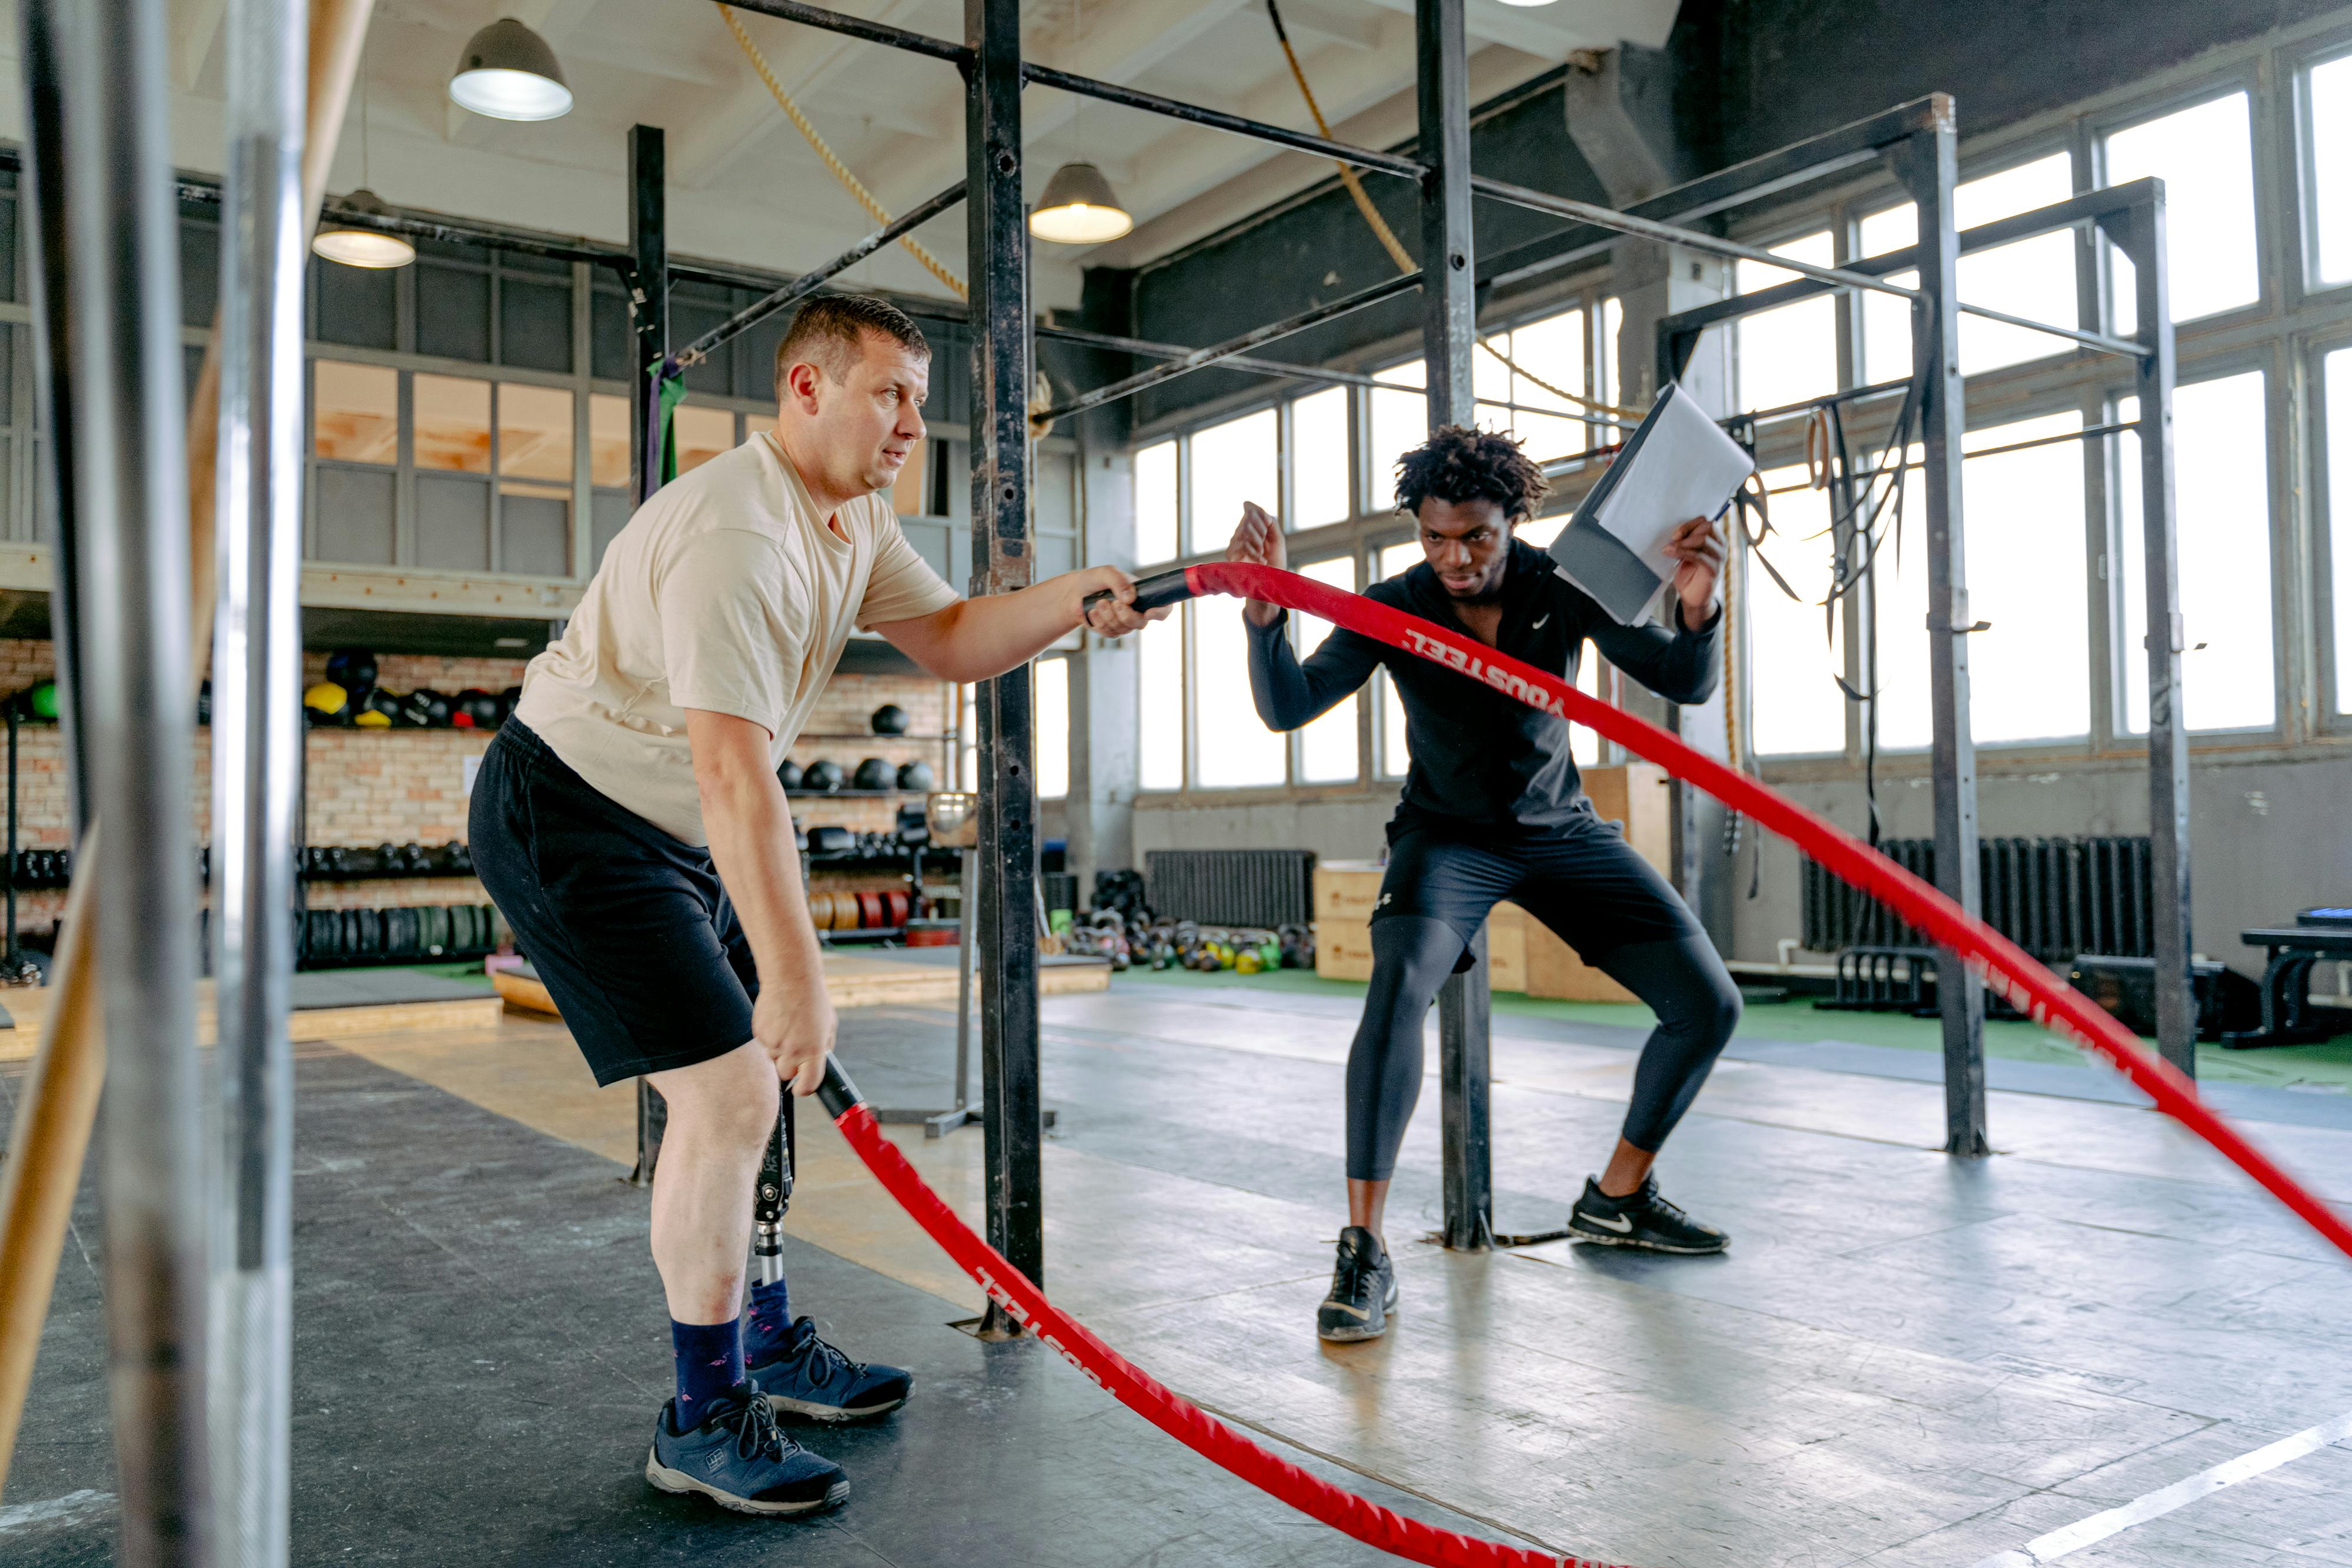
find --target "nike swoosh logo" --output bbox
[1582,1212,1633,1233]
[1323,1300,1369,1318]
[1532,614,1550,628]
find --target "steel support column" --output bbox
[47,0,212,1557]
[965,0,1044,1328]
[2102,194,2193,1078]
[1887,113,1987,1156]
[209,0,306,1558]
[628,125,666,507]
[1417,0,1492,1253]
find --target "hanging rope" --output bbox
[716,4,968,300]
[1265,2,1642,425]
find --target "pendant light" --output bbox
[1029,0,1132,245]
[315,46,415,269]
[448,17,573,122]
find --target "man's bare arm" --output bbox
[687,708,834,1095]
[873,565,1162,684]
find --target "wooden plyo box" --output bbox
[1310,764,1673,1000]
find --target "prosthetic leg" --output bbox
[751,1092,794,1287]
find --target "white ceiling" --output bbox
[9,0,1680,312]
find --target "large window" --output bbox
[1860,152,2080,383]
[2328,346,2352,714]
[1369,363,1426,512]
[1135,440,1178,564]
[2114,372,2275,731]
[1191,593,1286,788]
[1035,657,1070,800]
[1873,414,2092,747]
[1291,386,1352,528]
[1186,407,1277,554]
[1377,540,1419,776]
[2104,91,2261,327]
[1294,556,1361,783]
[2309,52,2352,288]
[1735,231,1838,413]
[1746,466,1847,757]
[1137,607,1185,790]
[1477,307,1588,464]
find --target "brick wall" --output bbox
[0,640,955,938]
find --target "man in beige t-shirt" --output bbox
[472,295,1157,1514]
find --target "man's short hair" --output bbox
[1393,424,1551,524]
[774,294,929,396]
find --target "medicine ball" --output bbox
[853,757,894,792]
[358,687,401,727]
[451,689,498,730]
[801,758,844,793]
[870,703,910,736]
[400,689,452,728]
[303,680,351,726]
[777,759,803,791]
[24,681,58,721]
[353,703,392,728]
[497,686,521,726]
[325,648,378,694]
[896,760,936,792]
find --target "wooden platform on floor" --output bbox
[0,973,505,1060]
[492,948,1111,1018]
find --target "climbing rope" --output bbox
[1265,2,1642,426]
[717,4,969,300]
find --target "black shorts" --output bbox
[1374,813,1703,964]
[470,720,761,1086]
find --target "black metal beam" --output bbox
[1035,272,1421,425]
[1416,0,1493,1255]
[965,0,1044,1334]
[674,182,967,368]
[1023,61,1425,181]
[2101,193,2194,1079]
[1653,179,2168,340]
[716,0,970,64]
[1886,119,1988,1157]
[628,125,666,508]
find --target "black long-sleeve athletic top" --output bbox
[1246,537,1720,835]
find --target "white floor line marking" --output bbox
[1970,1409,2352,1567]
[0,1489,115,1535]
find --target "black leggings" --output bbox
[1344,917,1741,1182]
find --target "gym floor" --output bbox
[5,972,2350,1566]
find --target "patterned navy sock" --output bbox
[743,1276,795,1365]
[670,1316,746,1430]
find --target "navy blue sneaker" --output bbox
[1316,1226,1397,1343]
[645,1390,847,1516]
[749,1316,913,1423]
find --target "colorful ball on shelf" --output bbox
[450,689,499,729]
[303,680,352,726]
[325,648,378,694]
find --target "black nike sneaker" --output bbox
[646,1388,848,1517]
[1568,1175,1729,1255]
[1316,1225,1398,1343]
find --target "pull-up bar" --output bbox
[1468,173,2147,360]
[673,180,967,368]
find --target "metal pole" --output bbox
[2101,192,2194,1077]
[956,845,975,1111]
[210,0,305,1557]
[1887,112,1987,1156]
[966,0,1043,1332]
[627,125,667,506]
[49,0,211,1557]
[1414,0,1492,1253]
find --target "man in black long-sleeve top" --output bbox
[1231,426,1742,1344]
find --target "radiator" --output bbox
[1144,848,1316,929]
[1802,835,2153,964]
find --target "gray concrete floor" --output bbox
[5,978,2350,1566]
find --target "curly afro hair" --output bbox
[1392,424,1550,525]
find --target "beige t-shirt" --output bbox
[514,432,958,845]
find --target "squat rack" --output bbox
[663,2,2189,1257]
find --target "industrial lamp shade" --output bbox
[448,18,573,121]
[1028,162,1134,245]
[312,189,416,269]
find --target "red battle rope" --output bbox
[809,563,2352,1568]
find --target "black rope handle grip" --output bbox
[1081,567,1198,621]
